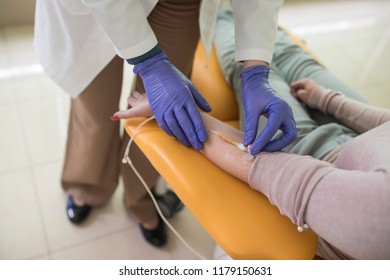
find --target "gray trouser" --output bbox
[214,8,364,159]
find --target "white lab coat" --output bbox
[34,0,283,97]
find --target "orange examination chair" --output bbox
[124,34,319,260]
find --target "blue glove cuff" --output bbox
[240,65,270,81]
[126,44,163,65]
[133,51,167,75]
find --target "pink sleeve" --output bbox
[248,152,390,259]
[309,87,390,133]
[248,152,333,229]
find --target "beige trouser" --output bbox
[62,0,201,223]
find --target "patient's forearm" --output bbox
[312,87,390,133]
[200,112,253,183]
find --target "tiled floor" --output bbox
[0,0,389,260]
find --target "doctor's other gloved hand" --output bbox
[133,52,212,150]
[240,65,297,155]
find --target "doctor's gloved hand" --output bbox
[133,52,212,150]
[240,65,297,155]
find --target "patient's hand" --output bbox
[111,91,153,120]
[290,78,327,109]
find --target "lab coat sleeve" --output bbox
[81,0,158,59]
[232,0,284,63]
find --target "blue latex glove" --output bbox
[134,52,212,150]
[240,65,297,155]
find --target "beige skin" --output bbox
[113,78,318,183]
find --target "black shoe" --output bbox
[155,190,184,219]
[140,217,167,247]
[66,196,92,224]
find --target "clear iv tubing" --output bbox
[122,116,208,260]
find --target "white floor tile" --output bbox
[19,96,69,165]
[51,227,172,260]
[32,162,133,252]
[0,79,17,107]
[0,169,48,259]
[14,74,68,103]
[0,104,30,173]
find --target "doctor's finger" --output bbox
[164,111,192,148]
[250,115,282,155]
[175,108,203,150]
[262,121,297,152]
[185,102,207,143]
